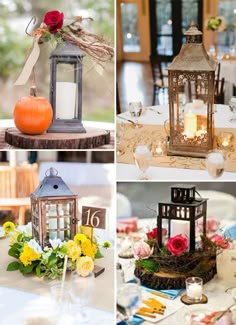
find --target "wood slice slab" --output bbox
[5,127,110,149]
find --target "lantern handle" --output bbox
[25,16,37,37]
[45,168,58,177]
[195,190,202,198]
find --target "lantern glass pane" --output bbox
[171,74,210,147]
[55,63,78,120]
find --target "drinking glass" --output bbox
[229,97,236,123]
[225,287,236,302]
[117,121,125,156]
[117,279,142,324]
[206,150,225,179]
[69,271,95,322]
[133,144,152,180]
[129,102,142,128]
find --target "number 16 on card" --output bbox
[81,206,106,229]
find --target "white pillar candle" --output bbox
[187,283,203,299]
[184,109,197,138]
[56,82,77,119]
[196,125,207,137]
[48,218,57,240]
[171,220,190,238]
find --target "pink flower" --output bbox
[167,234,188,256]
[133,241,153,259]
[197,218,220,233]
[146,227,167,240]
[209,234,229,249]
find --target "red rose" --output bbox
[146,227,167,240]
[43,10,64,34]
[167,234,188,256]
[209,234,229,249]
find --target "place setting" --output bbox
[116,183,236,325]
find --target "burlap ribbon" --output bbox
[117,124,236,172]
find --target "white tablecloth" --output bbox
[117,104,236,181]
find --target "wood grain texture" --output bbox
[5,127,110,149]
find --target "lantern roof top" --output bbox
[158,198,207,207]
[50,41,85,58]
[31,168,76,198]
[168,24,216,72]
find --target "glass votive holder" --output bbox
[186,277,203,301]
[152,138,167,157]
[206,150,225,179]
[217,132,233,150]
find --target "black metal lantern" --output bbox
[157,184,207,251]
[47,42,86,133]
[31,168,78,248]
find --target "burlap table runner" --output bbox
[117,124,236,172]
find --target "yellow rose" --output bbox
[74,233,87,245]
[76,256,94,277]
[65,240,81,262]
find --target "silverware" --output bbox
[214,303,236,322]
[118,116,136,125]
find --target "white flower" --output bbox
[17,222,32,236]
[0,227,5,237]
[49,238,63,249]
[28,239,43,254]
[42,250,52,260]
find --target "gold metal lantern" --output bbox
[31,168,78,248]
[167,23,216,157]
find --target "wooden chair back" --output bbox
[150,55,166,87]
[16,163,39,198]
[0,166,16,198]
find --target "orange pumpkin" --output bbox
[14,87,53,135]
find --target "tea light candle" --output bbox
[187,283,202,299]
[192,99,204,109]
[186,277,203,301]
[184,110,197,138]
[196,125,207,137]
[217,132,233,150]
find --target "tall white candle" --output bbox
[56,82,77,119]
[184,109,197,138]
[171,220,190,238]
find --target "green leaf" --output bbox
[7,261,21,271]
[135,259,159,273]
[95,247,104,259]
[8,243,21,258]
[17,233,23,242]
[36,264,41,277]
[21,263,36,274]
[48,253,57,267]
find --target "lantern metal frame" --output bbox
[47,42,86,133]
[31,168,78,248]
[157,184,207,251]
[167,24,216,158]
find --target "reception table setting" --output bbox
[116,24,236,181]
[116,184,236,325]
[0,164,115,324]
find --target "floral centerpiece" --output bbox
[134,225,230,290]
[3,222,111,279]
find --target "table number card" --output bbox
[81,206,106,229]
[81,206,107,277]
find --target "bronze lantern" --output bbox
[157,184,207,251]
[31,168,78,248]
[167,23,216,157]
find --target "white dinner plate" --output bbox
[174,305,214,325]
